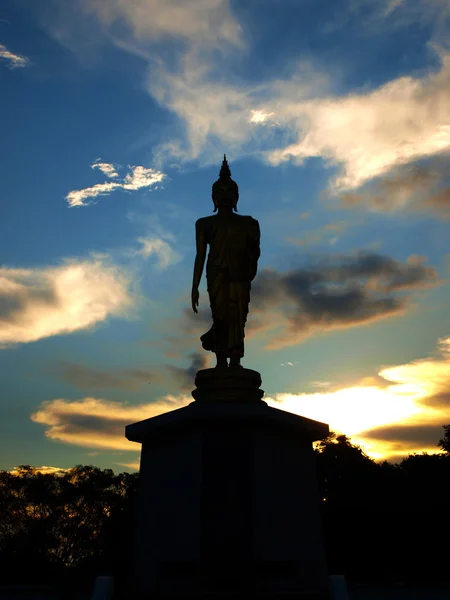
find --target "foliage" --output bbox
[314,426,450,583]
[0,465,138,587]
[438,424,450,453]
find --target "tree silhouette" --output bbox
[315,432,376,504]
[438,424,450,454]
[0,465,138,588]
[315,432,378,578]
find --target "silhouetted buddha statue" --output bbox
[191,155,260,369]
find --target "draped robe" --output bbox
[196,213,260,358]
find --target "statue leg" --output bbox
[228,282,247,368]
[206,272,229,368]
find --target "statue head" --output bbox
[212,155,239,212]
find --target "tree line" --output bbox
[1,426,449,592]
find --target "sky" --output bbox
[1,0,450,472]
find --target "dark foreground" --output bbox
[2,584,450,600]
[350,585,450,600]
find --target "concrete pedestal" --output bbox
[125,370,329,598]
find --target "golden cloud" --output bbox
[115,460,141,472]
[9,465,70,476]
[31,395,191,451]
[31,334,450,461]
[267,335,450,460]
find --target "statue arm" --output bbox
[191,219,207,313]
[249,218,261,281]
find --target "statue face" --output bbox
[214,184,238,210]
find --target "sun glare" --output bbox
[268,385,424,435]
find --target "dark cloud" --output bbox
[161,306,212,358]
[359,424,444,448]
[161,252,438,352]
[328,253,437,291]
[249,251,438,347]
[421,390,450,409]
[339,152,450,216]
[0,286,57,321]
[58,362,158,391]
[59,355,213,395]
[61,414,125,436]
[166,352,209,391]
[181,307,212,334]
[424,187,450,212]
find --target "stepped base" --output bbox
[192,367,264,403]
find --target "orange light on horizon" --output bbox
[266,340,450,460]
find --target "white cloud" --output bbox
[0,43,29,68]
[148,54,328,163]
[146,45,450,191]
[92,160,119,178]
[324,0,450,37]
[249,109,275,124]
[122,165,165,190]
[81,0,327,164]
[0,256,135,346]
[83,0,243,49]
[382,0,450,34]
[66,181,122,207]
[31,395,191,451]
[135,236,181,269]
[266,51,450,189]
[68,0,450,194]
[66,162,165,207]
[149,58,256,161]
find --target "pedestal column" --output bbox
[126,369,330,597]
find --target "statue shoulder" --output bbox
[234,214,259,225]
[241,215,260,240]
[243,214,260,231]
[195,215,215,229]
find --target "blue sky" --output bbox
[1,0,450,471]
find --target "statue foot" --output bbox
[229,357,243,369]
[215,355,228,369]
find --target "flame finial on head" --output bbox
[219,154,232,179]
[211,153,239,212]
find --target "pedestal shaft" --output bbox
[127,402,329,597]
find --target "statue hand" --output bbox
[191,287,199,313]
